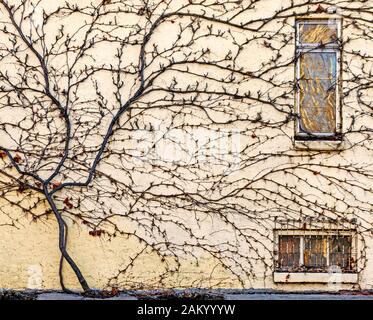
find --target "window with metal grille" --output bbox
[295,19,341,140]
[276,234,356,273]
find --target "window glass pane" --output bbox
[300,52,336,80]
[304,236,328,270]
[299,22,338,44]
[299,79,336,134]
[329,236,353,271]
[296,20,340,138]
[278,236,300,270]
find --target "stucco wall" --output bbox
[0,0,373,291]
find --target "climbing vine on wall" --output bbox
[0,0,372,293]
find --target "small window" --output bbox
[276,233,356,273]
[295,19,341,140]
[278,236,301,269]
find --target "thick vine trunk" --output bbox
[45,191,91,292]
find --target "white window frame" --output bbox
[295,19,342,139]
[274,229,357,273]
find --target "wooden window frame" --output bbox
[294,18,342,140]
[274,230,357,274]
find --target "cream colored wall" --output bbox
[1,0,373,291]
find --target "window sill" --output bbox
[274,272,358,283]
[294,139,346,151]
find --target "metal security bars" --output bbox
[295,19,342,139]
[276,233,356,273]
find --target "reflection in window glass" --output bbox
[299,78,336,134]
[300,52,336,80]
[295,20,340,138]
[298,22,338,44]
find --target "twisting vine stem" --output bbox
[0,0,372,292]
